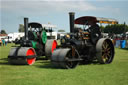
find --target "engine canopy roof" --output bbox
[75,16,118,25]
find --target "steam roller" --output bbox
[51,12,117,69]
[8,18,57,65]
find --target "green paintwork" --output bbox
[41,31,47,44]
[31,41,37,49]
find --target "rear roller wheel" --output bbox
[8,47,36,65]
[96,38,115,64]
[51,48,80,69]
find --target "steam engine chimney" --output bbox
[69,12,75,33]
[24,18,29,40]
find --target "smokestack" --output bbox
[24,18,28,40]
[69,12,75,33]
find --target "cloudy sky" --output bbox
[0,0,128,33]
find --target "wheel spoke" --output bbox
[103,56,107,62]
[102,53,106,58]
[72,47,75,57]
[105,42,109,48]
[107,53,110,57]
[67,61,72,68]
[107,47,111,51]
[106,55,110,61]
[102,43,106,49]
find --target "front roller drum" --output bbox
[51,48,80,69]
[8,47,36,65]
[96,38,115,64]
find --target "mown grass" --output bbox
[0,43,128,85]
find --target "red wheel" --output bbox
[52,40,57,53]
[8,47,36,65]
[26,48,36,65]
[45,40,57,59]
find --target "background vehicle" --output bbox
[5,32,24,43]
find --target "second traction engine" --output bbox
[51,12,115,69]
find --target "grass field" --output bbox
[0,43,128,85]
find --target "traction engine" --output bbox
[8,18,57,65]
[51,12,117,69]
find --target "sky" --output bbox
[0,0,128,33]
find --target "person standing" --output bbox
[2,39,5,46]
[0,39,2,46]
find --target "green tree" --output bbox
[103,24,128,34]
[100,25,105,32]
[58,29,65,32]
[0,29,7,34]
[18,24,24,32]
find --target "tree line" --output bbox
[0,30,7,34]
[1,23,128,34]
[102,24,128,34]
